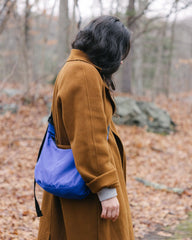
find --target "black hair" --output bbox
[72,15,131,90]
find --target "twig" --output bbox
[75,0,81,30]
[135,177,185,194]
[128,0,155,27]
[0,60,18,91]
[11,137,43,142]
[0,0,10,16]
[0,0,16,34]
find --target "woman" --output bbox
[38,15,135,240]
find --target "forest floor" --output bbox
[142,212,192,240]
[0,82,192,240]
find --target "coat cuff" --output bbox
[97,188,117,202]
[86,169,118,193]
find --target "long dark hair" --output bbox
[72,15,131,90]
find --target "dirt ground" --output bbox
[0,83,192,239]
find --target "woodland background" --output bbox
[0,0,192,239]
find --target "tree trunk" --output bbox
[121,50,133,93]
[164,1,178,97]
[121,0,136,93]
[23,0,32,93]
[134,0,147,96]
[152,21,168,98]
[70,0,79,42]
[98,0,103,15]
[58,0,70,65]
[0,0,16,35]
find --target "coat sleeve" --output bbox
[57,61,119,193]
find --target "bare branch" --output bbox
[75,0,82,30]
[128,0,156,27]
[98,0,103,15]
[0,0,16,34]
[0,0,10,15]
[135,177,185,195]
[173,1,192,13]
[0,60,18,91]
[44,0,58,40]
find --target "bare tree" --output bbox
[0,0,16,34]
[1,0,192,98]
[151,22,168,98]
[134,0,149,96]
[58,0,70,65]
[23,0,32,93]
[120,0,156,93]
[98,0,103,15]
[164,0,179,97]
[70,0,81,42]
[121,0,136,93]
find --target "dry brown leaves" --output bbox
[0,83,192,239]
[117,93,192,239]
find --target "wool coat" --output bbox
[37,49,135,240]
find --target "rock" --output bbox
[3,88,22,97]
[114,97,147,127]
[41,115,49,125]
[0,103,18,115]
[113,96,176,134]
[46,101,52,112]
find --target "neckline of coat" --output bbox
[66,49,116,114]
[66,49,102,70]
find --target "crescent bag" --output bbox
[34,114,110,217]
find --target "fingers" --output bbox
[111,206,119,222]
[100,197,120,222]
[101,206,107,219]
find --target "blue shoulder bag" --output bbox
[34,114,109,217]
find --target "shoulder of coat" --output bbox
[66,60,103,83]
[67,60,100,73]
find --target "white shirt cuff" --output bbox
[97,188,117,202]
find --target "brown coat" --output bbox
[38,49,135,240]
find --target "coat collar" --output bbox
[66,49,116,114]
[66,49,102,71]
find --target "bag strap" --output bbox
[48,113,54,125]
[34,179,43,217]
[107,125,110,140]
[34,114,53,217]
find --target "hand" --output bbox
[100,196,119,222]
